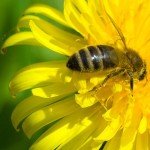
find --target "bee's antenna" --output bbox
[104,11,128,51]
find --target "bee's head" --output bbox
[126,50,146,80]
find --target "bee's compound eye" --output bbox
[139,68,147,81]
[139,75,144,80]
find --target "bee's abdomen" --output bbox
[66,45,119,72]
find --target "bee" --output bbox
[66,15,147,91]
[67,44,146,90]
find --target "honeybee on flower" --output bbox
[2,0,150,150]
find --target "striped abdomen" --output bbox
[66,45,119,72]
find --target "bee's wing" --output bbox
[105,12,128,52]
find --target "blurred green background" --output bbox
[0,0,64,149]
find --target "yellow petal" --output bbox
[60,125,98,150]
[119,118,140,149]
[32,82,76,98]
[104,131,122,150]
[10,61,70,96]
[75,79,89,93]
[72,0,115,44]
[69,108,105,150]
[29,20,75,56]
[75,92,98,108]
[64,0,101,43]
[11,95,63,130]
[138,116,147,134]
[87,0,101,12]
[18,15,77,40]
[102,0,128,27]
[73,71,105,93]
[22,96,80,138]
[102,109,114,121]
[135,17,150,50]
[102,0,150,51]
[79,111,107,150]
[1,32,39,53]
[119,102,142,150]
[133,3,150,51]
[30,105,98,150]
[64,0,88,37]
[94,115,121,141]
[79,138,103,150]
[136,131,149,150]
[71,0,89,13]
[89,75,105,87]
[24,4,68,26]
[18,15,87,53]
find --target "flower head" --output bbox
[2,0,150,149]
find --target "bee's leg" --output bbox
[92,68,125,93]
[126,71,134,91]
[91,68,125,110]
[100,141,107,150]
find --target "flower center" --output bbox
[94,72,150,114]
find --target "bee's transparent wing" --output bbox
[105,11,128,51]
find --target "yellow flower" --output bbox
[2,0,150,149]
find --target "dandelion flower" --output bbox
[2,0,150,149]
